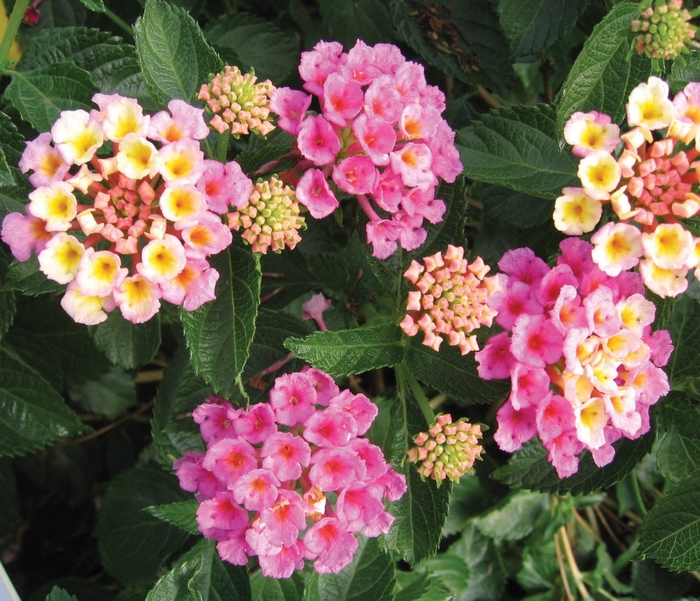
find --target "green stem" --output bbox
[397,364,434,425]
[0,0,30,68]
[216,128,231,163]
[103,6,133,37]
[629,472,647,517]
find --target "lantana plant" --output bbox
[2,0,700,599]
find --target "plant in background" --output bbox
[2,0,700,599]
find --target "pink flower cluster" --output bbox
[270,40,462,259]
[174,367,407,578]
[1,93,252,325]
[475,239,672,478]
[400,245,501,355]
[557,77,700,297]
[406,414,483,485]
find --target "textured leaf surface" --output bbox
[68,366,136,417]
[0,149,14,187]
[95,465,192,584]
[493,433,654,494]
[665,295,700,392]
[181,245,261,399]
[638,471,700,571]
[391,0,512,93]
[4,257,64,296]
[394,571,452,601]
[144,500,199,535]
[0,111,25,184]
[0,346,87,457]
[379,383,451,565]
[498,0,588,57]
[555,2,652,134]
[457,104,579,199]
[482,185,554,228]
[16,27,154,108]
[474,490,549,542]
[319,0,395,48]
[5,62,97,132]
[656,392,700,483]
[152,343,211,467]
[45,587,79,601]
[303,537,395,601]
[134,0,222,105]
[205,13,298,82]
[669,51,700,93]
[77,0,104,12]
[251,572,304,601]
[406,337,509,405]
[285,323,405,378]
[146,538,250,601]
[92,312,161,370]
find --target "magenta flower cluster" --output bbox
[474,238,673,478]
[269,40,462,259]
[174,367,407,578]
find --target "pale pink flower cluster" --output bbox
[632,0,698,60]
[475,239,672,479]
[270,40,462,259]
[1,93,253,325]
[174,367,407,578]
[228,176,304,253]
[198,65,276,137]
[406,414,483,485]
[399,245,500,355]
[556,77,700,297]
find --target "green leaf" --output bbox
[303,536,395,601]
[4,296,110,390]
[669,51,700,93]
[5,62,98,132]
[152,342,211,467]
[417,522,506,601]
[555,2,652,135]
[498,0,589,57]
[251,572,304,601]
[235,144,293,175]
[181,245,261,399]
[285,323,405,378]
[259,250,320,310]
[391,0,513,93]
[638,470,700,571]
[205,13,298,83]
[144,500,199,535]
[394,571,452,601]
[631,559,693,601]
[16,27,155,109]
[68,365,137,417]
[0,287,16,341]
[473,490,550,542]
[665,295,700,392]
[233,309,312,404]
[457,104,579,199]
[516,539,558,593]
[656,392,700,483]
[0,111,26,180]
[493,432,654,494]
[379,382,451,565]
[134,0,222,106]
[92,311,161,370]
[0,184,31,219]
[319,0,395,48]
[482,185,554,228]
[0,148,15,187]
[77,0,104,12]
[443,475,496,536]
[44,587,79,601]
[0,346,87,457]
[146,538,250,601]
[95,465,192,584]
[4,256,64,296]
[406,336,510,405]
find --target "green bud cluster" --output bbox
[632,0,699,60]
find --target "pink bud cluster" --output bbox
[270,40,462,259]
[557,77,700,297]
[399,245,501,355]
[406,414,483,485]
[474,238,673,479]
[198,66,276,137]
[1,93,253,325]
[632,0,698,60]
[228,176,305,254]
[173,367,407,578]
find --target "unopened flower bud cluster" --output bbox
[174,367,407,578]
[407,414,483,485]
[632,0,698,60]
